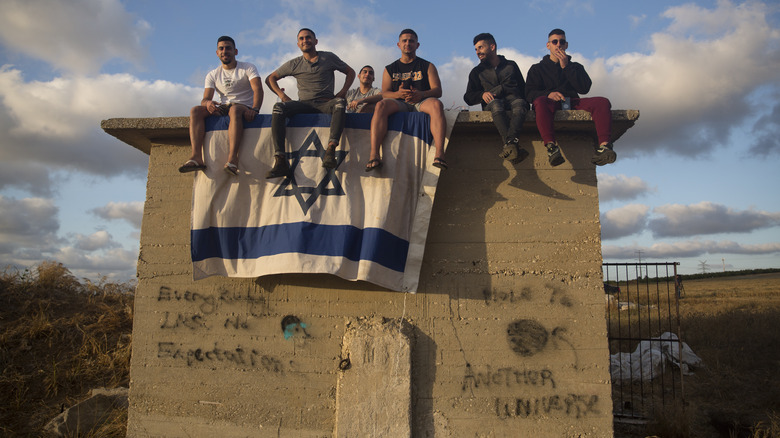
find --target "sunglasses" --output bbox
[549,39,567,45]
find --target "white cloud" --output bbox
[49,246,138,281]
[603,239,780,259]
[649,201,780,237]
[90,201,144,229]
[586,0,780,157]
[600,204,650,240]
[598,174,655,202]
[0,67,196,185]
[73,230,118,251]
[0,161,54,196]
[0,0,149,74]
[0,195,62,265]
[0,195,59,240]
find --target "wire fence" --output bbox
[603,262,684,421]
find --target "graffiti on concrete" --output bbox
[282,315,310,340]
[156,286,271,331]
[157,341,284,372]
[160,311,208,330]
[495,394,599,419]
[462,364,556,392]
[506,319,548,357]
[483,284,574,308]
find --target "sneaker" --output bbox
[546,142,565,167]
[322,145,337,169]
[266,156,290,179]
[592,143,617,166]
[499,138,527,163]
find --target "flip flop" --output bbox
[178,159,206,173]
[224,162,238,176]
[432,157,448,170]
[365,158,383,172]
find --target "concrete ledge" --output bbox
[101,110,639,155]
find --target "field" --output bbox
[1,264,778,437]
[616,272,780,437]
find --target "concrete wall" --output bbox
[103,110,638,437]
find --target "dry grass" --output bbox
[615,273,780,438]
[0,262,134,437]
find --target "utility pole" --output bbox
[635,250,644,279]
[698,260,709,275]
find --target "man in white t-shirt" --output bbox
[346,65,382,113]
[178,36,263,176]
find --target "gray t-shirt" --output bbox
[275,51,348,101]
[346,87,380,113]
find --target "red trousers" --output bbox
[532,96,612,144]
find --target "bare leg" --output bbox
[187,105,210,165]
[369,99,401,162]
[227,105,251,166]
[419,98,446,159]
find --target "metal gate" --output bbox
[602,262,683,421]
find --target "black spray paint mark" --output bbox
[506,319,548,357]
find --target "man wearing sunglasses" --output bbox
[525,28,616,167]
[346,65,382,113]
[464,33,530,164]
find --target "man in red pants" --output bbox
[525,28,616,167]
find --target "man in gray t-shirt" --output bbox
[265,28,355,178]
[346,65,382,113]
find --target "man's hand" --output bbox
[482,91,495,104]
[205,101,220,114]
[548,91,565,101]
[403,87,424,104]
[276,87,291,102]
[348,100,360,111]
[243,107,257,122]
[553,46,568,68]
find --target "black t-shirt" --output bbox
[386,57,432,97]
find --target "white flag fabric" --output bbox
[190,111,457,292]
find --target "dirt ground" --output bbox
[616,273,780,438]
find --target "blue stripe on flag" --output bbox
[205,112,431,143]
[204,114,272,131]
[191,222,409,272]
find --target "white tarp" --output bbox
[610,332,703,382]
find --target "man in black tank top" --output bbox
[366,29,448,171]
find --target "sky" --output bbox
[0,0,778,282]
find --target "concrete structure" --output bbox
[102,109,639,437]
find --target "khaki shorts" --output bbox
[390,97,433,112]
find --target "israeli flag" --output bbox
[190,111,456,292]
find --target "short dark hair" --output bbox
[548,28,566,37]
[298,28,316,38]
[399,29,418,40]
[360,65,374,73]
[473,33,496,46]
[217,36,235,47]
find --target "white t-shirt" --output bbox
[205,61,260,106]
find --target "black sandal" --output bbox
[365,158,383,172]
[432,157,448,170]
